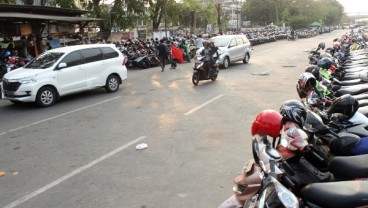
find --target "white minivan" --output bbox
[196,35,252,69]
[1,44,127,107]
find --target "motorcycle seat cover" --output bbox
[336,84,368,95]
[338,79,365,86]
[328,154,368,178]
[301,181,368,208]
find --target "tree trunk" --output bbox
[216,4,222,33]
[151,4,163,30]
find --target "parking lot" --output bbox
[0,30,344,208]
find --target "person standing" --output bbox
[195,34,204,50]
[157,39,168,72]
[179,39,191,63]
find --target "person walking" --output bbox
[157,39,168,72]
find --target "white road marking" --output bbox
[184,94,224,115]
[0,96,122,136]
[3,136,146,208]
[261,69,273,74]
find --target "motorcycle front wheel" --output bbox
[192,73,200,86]
[211,73,218,81]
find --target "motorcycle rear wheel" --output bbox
[192,73,200,86]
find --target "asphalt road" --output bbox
[0,30,346,208]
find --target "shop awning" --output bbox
[0,12,103,22]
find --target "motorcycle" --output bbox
[192,55,219,86]
[219,129,368,208]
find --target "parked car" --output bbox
[1,44,127,107]
[196,34,252,69]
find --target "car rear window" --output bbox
[236,37,244,45]
[241,36,249,44]
[81,48,104,64]
[24,52,64,69]
[101,47,119,59]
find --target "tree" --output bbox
[0,0,16,3]
[48,0,77,8]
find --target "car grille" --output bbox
[2,79,21,92]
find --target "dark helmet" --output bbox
[279,100,307,128]
[296,72,317,98]
[318,57,333,70]
[305,65,320,81]
[328,94,359,118]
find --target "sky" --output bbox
[336,0,368,15]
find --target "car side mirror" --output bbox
[58,63,67,69]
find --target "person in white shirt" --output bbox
[195,34,204,50]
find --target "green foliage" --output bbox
[48,0,77,8]
[288,15,310,29]
[0,0,16,3]
[243,0,344,27]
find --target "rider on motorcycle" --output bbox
[200,41,218,77]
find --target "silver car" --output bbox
[197,35,252,69]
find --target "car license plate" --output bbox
[4,91,14,96]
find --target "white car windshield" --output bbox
[24,52,64,69]
[210,38,230,47]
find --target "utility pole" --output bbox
[164,0,167,38]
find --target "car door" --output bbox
[228,38,239,61]
[57,50,86,94]
[236,37,246,59]
[81,48,104,88]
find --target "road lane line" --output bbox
[184,94,224,116]
[0,96,121,136]
[3,136,146,208]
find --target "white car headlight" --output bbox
[19,75,37,84]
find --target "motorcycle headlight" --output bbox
[258,177,299,208]
[18,75,37,84]
[273,177,299,208]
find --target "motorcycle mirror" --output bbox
[303,110,329,134]
[318,42,326,50]
[265,145,282,161]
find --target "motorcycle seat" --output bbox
[344,68,368,73]
[336,85,368,95]
[328,154,368,178]
[353,93,368,100]
[337,79,366,86]
[358,106,368,117]
[301,181,368,208]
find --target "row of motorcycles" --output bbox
[218,33,368,207]
[116,39,196,70]
[0,50,32,98]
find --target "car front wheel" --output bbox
[105,74,120,92]
[36,86,56,107]
[222,57,230,69]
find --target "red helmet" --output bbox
[251,110,282,137]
